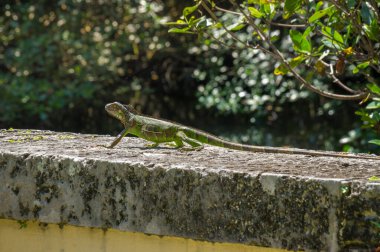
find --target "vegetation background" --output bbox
[1,0,379,153]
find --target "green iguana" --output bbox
[104,102,380,160]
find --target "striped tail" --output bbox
[181,127,380,160]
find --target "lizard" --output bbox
[103,102,380,160]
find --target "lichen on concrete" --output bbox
[1,129,380,251]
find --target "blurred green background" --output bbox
[0,1,375,152]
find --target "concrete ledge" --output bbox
[1,129,380,251]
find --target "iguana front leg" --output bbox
[104,128,129,148]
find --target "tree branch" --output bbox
[200,1,277,58]
[318,60,359,94]
[227,0,369,101]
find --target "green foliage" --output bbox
[0,1,196,131]
[289,30,311,53]
[168,0,380,153]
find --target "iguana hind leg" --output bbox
[174,138,184,148]
[175,131,204,151]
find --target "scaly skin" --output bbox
[104,102,380,160]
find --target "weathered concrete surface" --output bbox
[0,129,379,251]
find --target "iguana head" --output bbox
[105,102,136,127]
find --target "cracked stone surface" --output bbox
[0,129,379,251]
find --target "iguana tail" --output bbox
[182,127,380,160]
[182,127,305,154]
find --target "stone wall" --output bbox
[1,129,379,251]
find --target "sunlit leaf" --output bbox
[183,3,200,18]
[367,83,380,95]
[274,64,288,75]
[270,35,280,42]
[321,27,344,44]
[303,26,312,38]
[366,101,380,110]
[227,23,247,31]
[353,61,370,74]
[308,6,334,23]
[369,140,380,146]
[165,20,187,26]
[168,27,195,34]
[274,56,305,75]
[262,3,276,18]
[195,17,213,29]
[289,30,311,53]
[321,26,344,49]
[248,7,263,18]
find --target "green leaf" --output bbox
[308,6,334,23]
[352,61,370,74]
[367,83,380,95]
[274,64,288,75]
[360,2,374,25]
[165,20,187,26]
[289,30,311,53]
[194,17,213,29]
[274,56,305,75]
[183,3,200,18]
[303,26,312,38]
[321,26,344,49]
[355,109,376,124]
[212,22,223,29]
[227,23,246,32]
[270,35,280,42]
[322,27,344,44]
[363,19,380,41]
[369,140,380,146]
[284,0,301,14]
[248,7,263,18]
[315,1,324,11]
[366,101,380,110]
[289,55,306,68]
[261,3,276,19]
[168,27,195,34]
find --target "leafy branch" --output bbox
[168,0,379,100]
[167,0,380,148]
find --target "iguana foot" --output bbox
[164,142,177,147]
[178,146,204,152]
[144,143,159,148]
[97,144,114,149]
